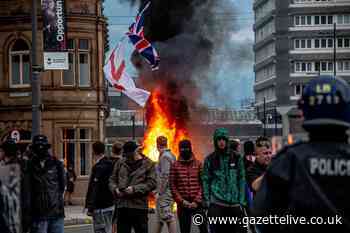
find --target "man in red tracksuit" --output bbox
[169,140,208,233]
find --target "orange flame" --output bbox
[142,90,188,210]
[142,91,188,161]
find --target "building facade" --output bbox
[0,0,108,203]
[253,0,350,138]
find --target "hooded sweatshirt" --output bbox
[202,128,247,206]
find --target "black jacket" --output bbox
[253,141,350,233]
[29,154,65,219]
[85,157,114,212]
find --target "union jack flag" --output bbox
[127,1,160,71]
[127,34,160,71]
[128,1,150,37]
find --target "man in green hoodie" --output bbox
[202,128,247,233]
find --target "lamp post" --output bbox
[31,0,42,138]
[333,22,336,77]
[263,97,266,137]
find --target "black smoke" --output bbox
[120,0,252,111]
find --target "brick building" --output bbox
[0,0,108,203]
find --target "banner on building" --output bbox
[42,0,68,70]
[0,165,21,233]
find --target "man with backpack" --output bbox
[202,128,247,233]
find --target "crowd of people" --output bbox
[0,75,350,233]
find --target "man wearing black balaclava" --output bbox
[109,141,157,233]
[29,135,65,233]
[169,139,208,233]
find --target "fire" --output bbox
[142,90,188,161]
[143,90,187,211]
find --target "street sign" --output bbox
[44,52,69,70]
[10,130,20,143]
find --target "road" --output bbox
[64,213,202,233]
[64,224,93,233]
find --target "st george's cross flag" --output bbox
[104,43,150,107]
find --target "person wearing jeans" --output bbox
[29,135,66,233]
[86,141,115,233]
[170,139,208,233]
[31,218,64,233]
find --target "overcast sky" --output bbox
[103,0,255,109]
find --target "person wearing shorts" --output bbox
[155,136,177,233]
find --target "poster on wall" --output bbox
[0,165,21,233]
[42,0,68,70]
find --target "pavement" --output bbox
[64,206,201,233]
[64,205,92,226]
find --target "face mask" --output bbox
[124,152,135,160]
[32,145,49,158]
[180,148,192,160]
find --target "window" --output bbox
[78,39,90,87]
[9,39,30,88]
[321,39,327,48]
[328,16,333,24]
[315,39,320,48]
[307,16,312,25]
[339,61,350,71]
[307,39,312,48]
[294,84,304,96]
[79,129,91,176]
[315,16,320,25]
[61,39,75,86]
[328,62,333,71]
[345,38,350,48]
[294,39,313,49]
[338,61,343,71]
[338,38,343,48]
[315,62,320,71]
[307,62,312,71]
[338,15,343,24]
[62,128,92,176]
[328,39,333,48]
[345,15,350,24]
[295,62,312,72]
[321,16,327,24]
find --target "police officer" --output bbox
[253,76,350,233]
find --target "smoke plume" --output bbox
[121,0,253,115]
